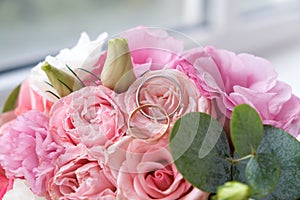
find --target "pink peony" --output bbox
[106,136,209,200]
[49,85,126,161]
[0,110,64,197]
[177,46,300,138]
[117,69,211,125]
[48,144,116,200]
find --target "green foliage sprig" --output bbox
[169,104,300,200]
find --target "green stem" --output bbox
[226,154,253,164]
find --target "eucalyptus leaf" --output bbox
[246,153,281,198]
[258,126,300,200]
[169,112,231,193]
[230,104,263,156]
[2,84,21,113]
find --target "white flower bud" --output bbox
[101,38,136,93]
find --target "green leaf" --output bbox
[42,62,83,97]
[258,126,300,200]
[2,84,21,113]
[246,153,281,198]
[230,104,263,156]
[169,112,231,193]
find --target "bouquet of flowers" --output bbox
[0,27,299,200]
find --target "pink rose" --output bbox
[0,167,13,199]
[49,86,126,161]
[15,79,53,116]
[118,69,211,125]
[48,144,116,200]
[120,26,184,77]
[106,136,209,200]
[0,110,64,197]
[177,46,300,138]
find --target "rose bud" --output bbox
[42,62,84,97]
[216,181,250,200]
[101,38,136,93]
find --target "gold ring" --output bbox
[127,104,170,142]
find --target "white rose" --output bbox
[29,32,108,101]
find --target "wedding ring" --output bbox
[135,74,183,121]
[127,104,170,142]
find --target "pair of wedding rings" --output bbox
[127,74,183,142]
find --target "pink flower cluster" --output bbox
[0,110,63,198]
[0,26,299,200]
[175,46,300,137]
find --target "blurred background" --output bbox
[1,0,300,108]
